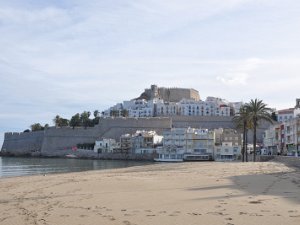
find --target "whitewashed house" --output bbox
[94,138,119,153]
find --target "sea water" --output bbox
[0,156,152,178]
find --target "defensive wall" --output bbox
[140,85,200,102]
[1,131,45,156]
[1,116,271,157]
[1,117,172,157]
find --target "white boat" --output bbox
[65,154,77,158]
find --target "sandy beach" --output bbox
[0,161,300,225]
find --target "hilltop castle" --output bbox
[136,84,200,102]
[104,84,242,118]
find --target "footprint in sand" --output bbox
[79,215,88,218]
[60,215,70,218]
[123,220,136,225]
[249,213,263,217]
[207,211,228,216]
[159,211,167,214]
[288,210,298,213]
[249,200,262,204]
[188,212,201,216]
[108,216,116,221]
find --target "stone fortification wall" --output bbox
[1,131,44,156]
[157,87,200,102]
[1,117,172,157]
[41,127,98,156]
[96,117,172,139]
[42,117,171,156]
[1,116,270,157]
[140,85,200,102]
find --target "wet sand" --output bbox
[0,161,300,225]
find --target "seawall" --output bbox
[1,116,270,158]
[1,131,45,156]
[1,117,172,157]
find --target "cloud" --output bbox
[0,0,300,149]
[216,58,264,85]
[0,6,72,26]
[217,73,249,85]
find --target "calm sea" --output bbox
[0,157,153,178]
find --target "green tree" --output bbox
[70,113,81,129]
[30,123,43,132]
[93,110,99,118]
[81,111,91,129]
[271,111,277,121]
[53,115,69,127]
[110,109,119,117]
[59,118,69,127]
[53,115,61,127]
[121,109,129,117]
[93,110,100,125]
[245,99,273,162]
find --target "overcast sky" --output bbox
[1,0,300,147]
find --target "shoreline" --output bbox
[1,162,300,225]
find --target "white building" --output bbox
[214,142,241,161]
[277,108,294,123]
[103,94,240,118]
[156,101,178,116]
[120,130,163,154]
[263,124,281,155]
[132,130,163,153]
[94,138,119,153]
[162,128,215,161]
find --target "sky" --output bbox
[1,0,300,147]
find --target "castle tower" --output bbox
[151,85,159,99]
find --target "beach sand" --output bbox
[0,161,300,225]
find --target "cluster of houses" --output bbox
[94,128,242,162]
[103,98,242,118]
[102,85,242,118]
[263,99,300,157]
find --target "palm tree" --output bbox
[233,105,250,162]
[245,99,273,162]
